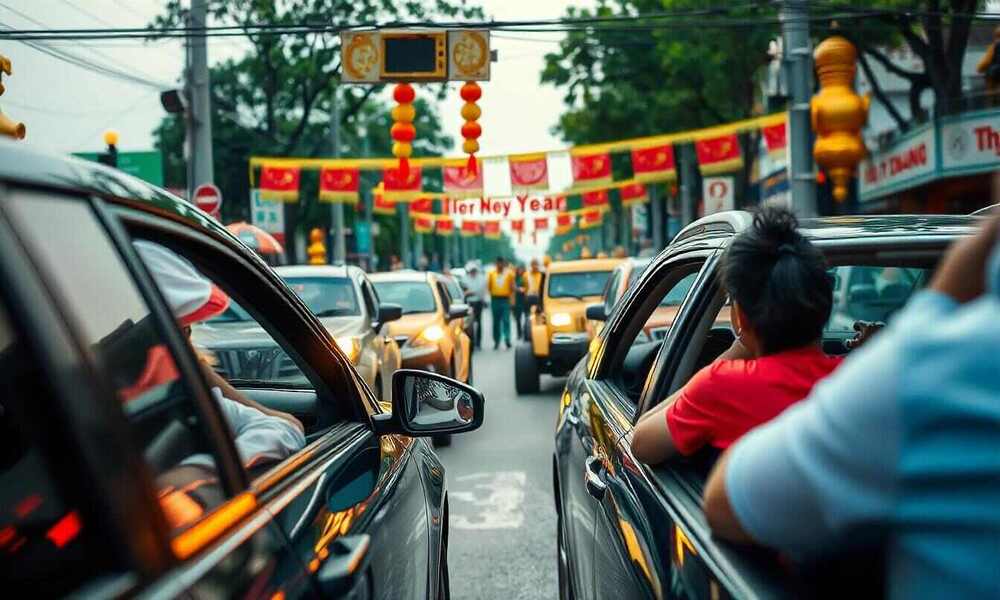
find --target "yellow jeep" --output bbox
[515,258,622,393]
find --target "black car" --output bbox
[554,211,977,599]
[0,140,483,598]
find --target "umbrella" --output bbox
[226,222,284,255]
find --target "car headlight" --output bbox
[335,336,361,363]
[550,312,572,327]
[417,325,445,343]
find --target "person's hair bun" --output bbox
[752,205,800,247]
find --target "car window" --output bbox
[373,280,437,314]
[283,276,361,317]
[548,270,612,298]
[602,270,622,315]
[360,279,378,318]
[0,302,115,595]
[444,278,464,303]
[825,265,928,335]
[6,192,230,535]
[639,271,700,344]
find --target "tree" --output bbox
[150,0,482,258]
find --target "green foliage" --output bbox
[150,0,482,258]
[541,1,776,145]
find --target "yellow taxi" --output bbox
[515,257,622,393]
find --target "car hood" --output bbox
[319,315,368,338]
[388,313,439,339]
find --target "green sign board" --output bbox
[73,150,164,187]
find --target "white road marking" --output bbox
[451,471,527,530]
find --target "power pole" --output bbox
[187,0,213,198]
[780,0,817,217]
[649,185,664,251]
[398,203,411,268]
[679,143,698,227]
[330,90,346,263]
[361,119,374,271]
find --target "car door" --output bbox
[435,278,468,383]
[119,213,439,600]
[583,248,717,600]
[1,188,316,598]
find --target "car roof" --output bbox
[548,258,624,273]
[674,210,980,246]
[369,270,433,283]
[276,264,354,279]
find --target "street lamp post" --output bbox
[780,0,817,217]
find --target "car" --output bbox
[0,140,483,599]
[370,271,473,446]
[440,272,477,345]
[276,264,403,401]
[515,257,622,394]
[554,210,977,600]
[586,257,649,337]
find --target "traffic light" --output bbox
[0,54,26,140]
[811,36,869,202]
[98,130,119,168]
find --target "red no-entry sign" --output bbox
[193,183,223,217]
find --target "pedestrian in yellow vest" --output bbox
[487,256,515,349]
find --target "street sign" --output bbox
[702,176,735,215]
[73,150,164,186]
[250,190,285,244]
[193,183,222,217]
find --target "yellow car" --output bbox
[515,258,622,393]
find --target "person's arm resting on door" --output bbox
[631,364,720,464]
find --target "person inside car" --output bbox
[631,206,846,464]
[702,216,1000,598]
[133,240,306,471]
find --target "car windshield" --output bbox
[825,265,928,334]
[373,280,438,314]
[283,276,361,317]
[548,271,612,299]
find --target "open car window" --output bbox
[6,192,233,538]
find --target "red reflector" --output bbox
[15,494,42,519]
[46,511,81,548]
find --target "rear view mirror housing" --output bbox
[448,303,470,320]
[372,369,485,437]
[586,303,607,322]
[375,302,402,328]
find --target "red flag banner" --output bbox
[534,217,550,231]
[556,213,573,234]
[413,215,434,233]
[580,209,603,229]
[373,193,396,216]
[582,189,610,210]
[619,182,648,206]
[460,220,481,237]
[483,220,501,240]
[571,152,613,187]
[762,122,787,157]
[410,196,433,215]
[509,153,550,192]
[383,165,423,200]
[510,219,524,232]
[443,163,484,198]
[318,166,360,203]
[437,218,455,236]
[695,134,742,175]
[631,144,676,183]
[259,165,301,202]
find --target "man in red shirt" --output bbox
[631,207,872,464]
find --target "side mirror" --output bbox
[464,293,480,305]
[448,303,470,320]
[586,303,607,322]
[372,369,485,437]
[375,302,402,328]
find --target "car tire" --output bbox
[515,341,540,394]
[557,515,574,600]
[437,512,451,600]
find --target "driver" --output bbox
[134,240,306,471]
[630,207,874,464]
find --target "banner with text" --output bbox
[859,123,936,202]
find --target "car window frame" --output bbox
[113,206,372,426]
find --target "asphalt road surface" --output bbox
[435,312,564,600]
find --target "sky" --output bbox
[0,0,585,157]
[0,0,592,260]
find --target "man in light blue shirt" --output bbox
[704,217,1000,598]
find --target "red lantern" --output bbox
[391,83,416,177]
[460,82,482,174]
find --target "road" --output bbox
[435,313,564,600]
